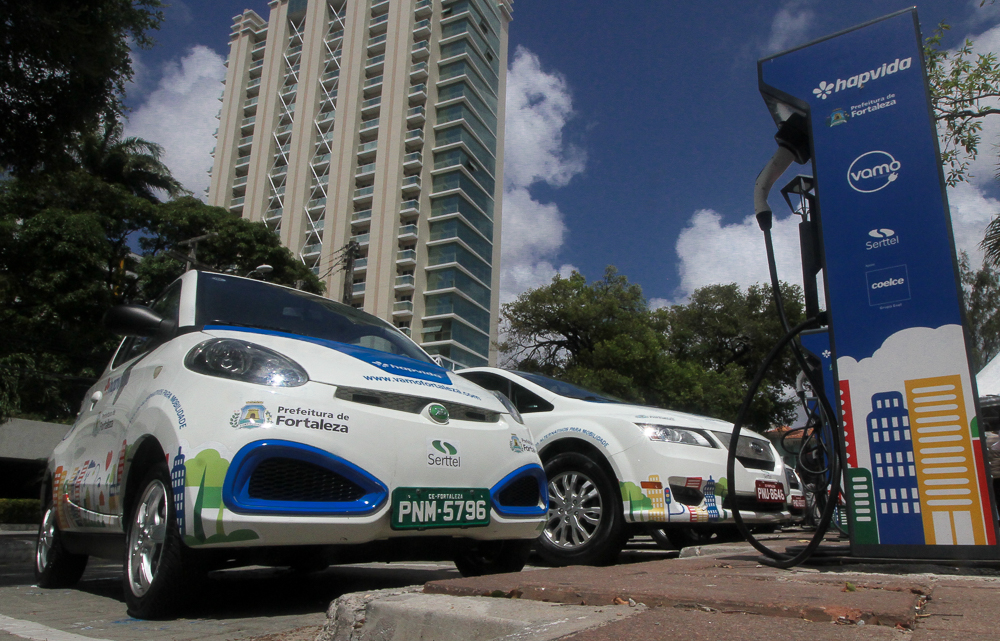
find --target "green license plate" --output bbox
[390,487,490,530]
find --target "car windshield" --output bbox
[195,273,432,363]
[514,372,621,403]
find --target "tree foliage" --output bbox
[924,23,1000,187]
[958,251,1000,372]
[0,0,164,177]
[499,268,804,430]
[0,175,322,423]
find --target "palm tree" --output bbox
[71,120,187,203]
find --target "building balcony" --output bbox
[321,69,340,85]
[398,224,418,240]
[367,33,387,55]
[308,217,325,232]
[235,155,251,168]
[392,300,414,315]
[240,116,256,132]
[415,0,431,16]
[398,326,411,337]
[274,123,294,137]
[244,96,259,109]
[325,29,343,45]
[264,208,283,223]
[353,185,374,203]
[357,139,378,160]
[302,242,322,257]
[352,209,372,223]
[354,257,368,271]
[253,39,267,52]
[247,77,261,89]
[312,153,331,169]
[307,197,327,211]
[355,162,375,178]
[365,54,385,72]
[249,59,263,72]
[405,128,424,145]
[406,105,425,125]
[408,83,427,103]
[361,95,381,115]
[360,117,379,136]
[396,249,417,265]
[350,233,371,246]
[369,13,388,32]
[285,43,303,58]
[411,40,429,59]
[403,151,422,169]
[230,196,245,210]
[272,185,286,196]
[371,0,389,13]
[316,111,335,127]
[363,74,383,90]
[233,175,248,188]
[412,18,430,38]
[400,199,419,215]
[352,282,366,295]
[401,175,421,193]
[238,135,253,149]
[395,274,415,289]
[410,61,428,81]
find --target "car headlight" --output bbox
[636,423,713,447]
[185,339,309,387]
[491,390,524,424]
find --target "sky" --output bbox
[124,0,1000,308]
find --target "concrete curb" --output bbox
[317,586,644,641]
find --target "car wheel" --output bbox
[35,501,88,588]
[123,462,200,619]
[536,452,626,566]
[452,539,532,577]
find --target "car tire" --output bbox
[35,501,88,588]
[122,462,200,619]
[452,539,532,577]
[536,452,626,566]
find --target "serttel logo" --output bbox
[866,228,899,250]
[848,151,900,193]
[812,57,912,100]
[427,438,461,467]
[866,265,911,306]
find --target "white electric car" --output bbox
[36,272,546,618]
[455,368,792,564]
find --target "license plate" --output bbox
[391,487,490,530]
[756,480,786,504]
[791,495,806,509]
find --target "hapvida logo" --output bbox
[848,151,900,193]
[813,57,912,99]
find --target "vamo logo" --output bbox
[848,151,900,193]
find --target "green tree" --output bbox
[135,197,323,299]
[0,0,164,177]
[924,23,1000,187]
[498,267,795,430]
[71,120,186,203]
[958,251,1000,372]
[664,282,805,428]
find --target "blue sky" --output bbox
[125,0,1000,306]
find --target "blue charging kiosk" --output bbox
[758,9,999,558]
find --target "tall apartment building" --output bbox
[208,0,512,368]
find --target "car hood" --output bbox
[200,327,503,411]
[564,400,764,438]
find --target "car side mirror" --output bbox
[103,305,176,338]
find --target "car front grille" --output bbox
[497,476,540,507]
[248,457,367,503]
[334,386,500,422]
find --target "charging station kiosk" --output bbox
[757,9,999,559]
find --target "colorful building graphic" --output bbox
[905,375,992,546]
[846,468,879,544]
[184,448,258,546]
[840,381,858,468]
[621,475,727,524]
[866,391,922,544]
[704,477,720,521]
[171,447,187,536]
[640,476,666,521]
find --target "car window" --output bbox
[514,371,621,403]
[456,371,511,397]
[195,273,432,363]
[111,282,182,369]
[509,382,554,413]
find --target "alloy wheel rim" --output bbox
[127,480,168,597]
[544,471,602,549]
[36,507,56,574]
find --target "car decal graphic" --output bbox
[205,325,452,385]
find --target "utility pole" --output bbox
[176,232,219,271]
[340,240,360,304]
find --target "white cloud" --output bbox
[500,47,585,303]
[764,0,815,54]
[125,46,226,199]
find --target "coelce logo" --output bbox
[848,151,900,193]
